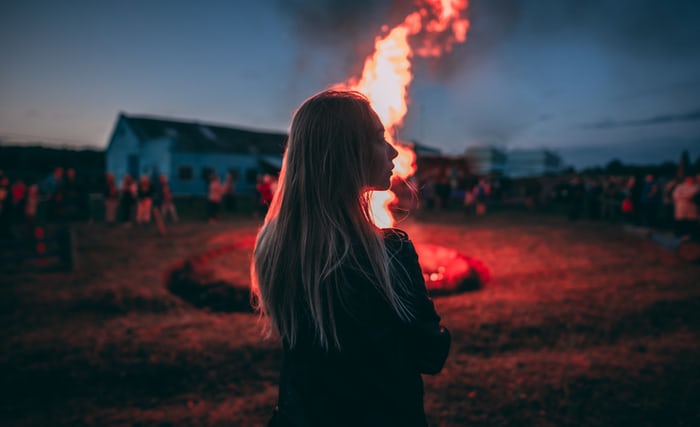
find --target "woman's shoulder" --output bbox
[381,228,417,256]
[381,227,410,242]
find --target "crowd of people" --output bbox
[558,173,700,239]
[398,166,699,242]
[2,165,698,241]
[0,167,78,237]
[0,166,286,237]
[110,172,180,226]
[420,170,699,240]
[0,167,180,236]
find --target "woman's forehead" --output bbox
[370,113,384,131]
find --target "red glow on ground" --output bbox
[415,243,490,294]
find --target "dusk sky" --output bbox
[1,0,699,169]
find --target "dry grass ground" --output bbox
[1,212,699,426]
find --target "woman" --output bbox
[251,90,451,427]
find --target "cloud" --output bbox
[580,108,700,130]
[468,0,700,60]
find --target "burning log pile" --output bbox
[416,243,491,295]
[165,238,490,313]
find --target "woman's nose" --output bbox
[388,143,399,159]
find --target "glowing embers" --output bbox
[415,243,490,295]
[165,234,490,313]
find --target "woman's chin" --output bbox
[377,180,392,191]
[365,181,391,192]
[365,173,393,191]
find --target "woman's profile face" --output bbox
[365,112,399,191]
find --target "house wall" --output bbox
[139,137,172,178]
[170,152,264,196]
[105,117,140,184]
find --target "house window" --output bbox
[178,165,193,181]
[201,166,215,182]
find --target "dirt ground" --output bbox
[1,211,699,426]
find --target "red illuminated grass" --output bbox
[1,212,699,426]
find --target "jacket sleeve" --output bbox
[387,229,451,375]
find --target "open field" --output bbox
[2,212,699,426]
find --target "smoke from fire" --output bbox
[276,0,473,82]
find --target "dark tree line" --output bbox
[578,151,699,178]
[0,145,105,192]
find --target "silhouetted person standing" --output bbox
[119,174,136,225]
[640,174,660,227]
[44,167,65,223]
[62,168,88,222]
[568,176,585,221]
[252,91,450,427]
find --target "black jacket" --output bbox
[272,229,451,427]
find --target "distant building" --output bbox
[105,113,287,195]
[506,149,562,177]
[406,140,443,158]
[465,146,507,175]
[464,145,562,177]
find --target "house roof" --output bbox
[120,113,287,156]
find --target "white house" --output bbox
[105,113,287,195]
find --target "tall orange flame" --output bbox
[335,0,470,228]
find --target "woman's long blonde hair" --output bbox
[251,90,415,350]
